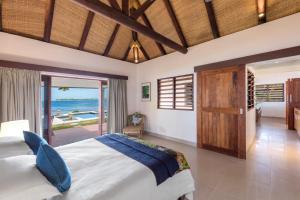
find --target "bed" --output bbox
[0,134,195,200]
[0,136,32,159]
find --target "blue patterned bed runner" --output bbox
[95,134,179,185]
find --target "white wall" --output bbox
[0,32,137,113]
[136,13,300,144]
[246,109,256,151]
[254,65,300,118]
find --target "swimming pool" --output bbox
[75,113,99,119]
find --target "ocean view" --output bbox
[44,87,109,116]
[51,99,100,115]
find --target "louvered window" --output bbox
[158,74,193,110]
[255,84,284,102]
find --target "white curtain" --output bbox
[0,67,41,133]
[108,79,128,133]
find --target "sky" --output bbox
[51,87,99,100]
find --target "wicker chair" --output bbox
[122,113,145,138]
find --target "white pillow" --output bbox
[0,120,29,139]
[0,137,32,159]
[0,155,62,200]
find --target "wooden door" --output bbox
[287,78,300,130]
[197,66,246,158]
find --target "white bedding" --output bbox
[0,137,32,159]
[55,138,195,200]
[0,155,62,200]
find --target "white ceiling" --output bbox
[249,55,300,73]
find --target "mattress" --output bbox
[55,138,195,200]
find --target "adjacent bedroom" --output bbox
[0,0,300,200]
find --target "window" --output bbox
[255,83,284,102]
[158,74,193,110]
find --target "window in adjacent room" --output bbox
[157,74,193,110]
[255,83,284,102]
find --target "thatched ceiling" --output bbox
[0,0,299,63]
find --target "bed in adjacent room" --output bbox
[0,133,195,200]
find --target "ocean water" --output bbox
[51,99,105,115]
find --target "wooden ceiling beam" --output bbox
[44,0,56,42]
[135,0,166,55]
[163,0,188,47]
[78,11,95,50]
[123,46,131,61]
[134,31,150,60]
[139,39,150,60]
[204,0,220,38]
[103,24,120,56]
[108,0,121,10]
[103,0,122,56]
[122,0,129,15]
[130,0,155,19]
[140,14,166,55]
[71,0,187,54]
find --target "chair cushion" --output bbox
[36,144,71,192]
[23,131,47,155]
[123,126,141,133]
[132,115,142,126]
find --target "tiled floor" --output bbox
[52,124,107,147]
[144,117,300,200]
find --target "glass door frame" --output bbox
[41,75,52,144]
[42,75,107,144]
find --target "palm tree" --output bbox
[58,87,69,91]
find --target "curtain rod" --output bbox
[0,59,128,80]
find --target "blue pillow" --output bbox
[23,131,47,155]
[36,144,71,192]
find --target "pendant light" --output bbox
[131,41,140,63]
[127,2,142,63]
[131,30,140,63]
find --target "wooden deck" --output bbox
[51,123,107,147]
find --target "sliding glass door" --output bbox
[41,75,108,146]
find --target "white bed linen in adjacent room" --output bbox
[55,139,195,200]
[0,137,32,158]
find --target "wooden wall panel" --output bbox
[287,78,300,130]
[201,112,238,150]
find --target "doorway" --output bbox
[248,56,300,147]
[41,76,108,146]
[249,56,300,131]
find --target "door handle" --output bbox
[240,108,243,115]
